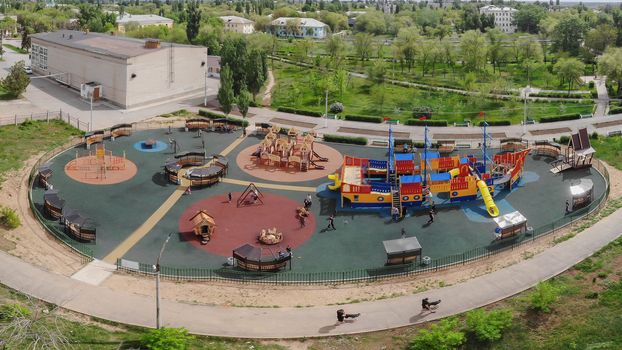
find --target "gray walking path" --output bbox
[1,208,620,338]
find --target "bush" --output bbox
[479,120,511,126]
[323,134,368,145]
[329,102,344,114]
[141,327,194,350]
[531,92,588,99]
[197,110,248,127]
[465,309,513,342]
[0,206,20,229]
[0,303,31,320]
[409,318,465,350]
[588,81,595,89]
[555,135,570,145]
[609,107,622,115]
[276,106,323,117]
[529,282,560,313]
[405,119,448,127]
[539,114,581,123]
[412,106,433,119]
[590,132,599,140]
[344,114,383,123]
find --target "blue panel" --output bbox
[460,157,469,164]
[371,181,392,193]
[422,151,440,159]
[395,153,415,161]
[400,175,422,184]
[430,172,451,182]
[369,159,388,169]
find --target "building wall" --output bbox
[117,21,173,33]
[274,25,326,38]
[223,22,254,34]
[125,46,207,108]
[31,37,129,106]
[480,7,517,34]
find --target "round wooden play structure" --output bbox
[189,210,216,245]
[64,144,137,185]
[251,126,328,172]
[258,227,283,245]
[164,151,228,187]
[232,244,291,271]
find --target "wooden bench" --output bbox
[580,114,593,119]
[371,139,389,147]
[454,120,470,127]
[608,130,622,137]
[456,143,471,149]
[525,119,536,125]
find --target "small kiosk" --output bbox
[569,179,594,211]
[493,211,527,240]
[382,236,422,265]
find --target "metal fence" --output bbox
[117,159,611,285]
[0,109,90,131]
[27,137,94,264]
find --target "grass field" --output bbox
[0,120,83,186]
[2,43,28,54]
[271,61,594,124]
[0,86,14,100]
[592,135,622,170]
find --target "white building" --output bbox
[271,17,328,39]
[31,30,208,109]
[219,16,255,34]
[116,14,174,33]
[479,5,518,34]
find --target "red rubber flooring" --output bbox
[178,192,317,257]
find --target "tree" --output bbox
[515,4,547,34]
[529,281,561,313]
[353,32,373,63]
[0,299,72,348]
[487,28,506,73]
[1,61,30,97]
[185,1,201,44]
[333,68,348,97]
[395,26,419,71]
[518,36,543,83]
[325,34,345,67]
[217,66,235,115]
[465,309,514,342]
[141,327,194,350]
[585,24,617,56]
[554,58,585,93]
[552,14,587,55]
[409,318,465,350]
[20,27,30,52]
[460,30,488,73]
[247,50,266,101]
[237,87,251,135]
[597,47,622,97]
[367,60,387,84]
[355,11,387,35]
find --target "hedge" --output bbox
[404,119,448,127]
[323,134,368,145]
[479,120,511,126]
[609,107,622,115]
[531,92,589,99]
[276,106,323,117]
[197,109,249,127]
[343,114,383,123]
[539,114,581,123]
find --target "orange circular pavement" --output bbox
[64,156,138,185]
[179,192,316,257]
[236,142,343,183]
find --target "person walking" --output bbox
[426,209,434,224]
[306,194,313,208]
[336,309,360,322]
[430,201,436,214]
[392,206,400,222]
[327,213,336,230]
[228,192,232,203]
[565,200,570,213]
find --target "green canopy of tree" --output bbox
[217,66,235,115]
[185,1,202,44]
[460,30,488,73]
[554,57,585,93]
[515,4,547,34]
[1,61,30,97]
[597,47,622,97]
[552,14,587,56]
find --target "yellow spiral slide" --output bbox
[328,173,341,190]
[476,180,499,217]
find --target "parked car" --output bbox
[24,66,32,74]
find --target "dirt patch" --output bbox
[529,128,572,136]
[270,118,318,129]
[433,132,506,139]
[0,155,84,276]
[337,127,410,139]
[593,119,622,129]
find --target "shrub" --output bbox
[529,282,560,313]
[539,114,581,123]
[465,309,513,342]
[141,327,194,350]
[409,318,465,350]
[0,206,20,229]
[412,106,433,119]
[196,110,248,126]
[479,120,511,126]
[0,303,31,320]
[276,106,323,117]
[531,92,588,99]
[344,114,383,123]
[609,107,622,115]
[555,135,570,145]
[323,134,368,145]
[405,119,448,127]
[590,132,599,140]
[329,102,344,114]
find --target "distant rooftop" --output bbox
[480,5,518,12]
[271,17,327,28]
[116,14,173,25]
[219,15,254,24]
[31,30,198,60]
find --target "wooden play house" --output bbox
[189,210,216,244]
[551,128,595,174]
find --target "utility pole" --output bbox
[89,93,93,132]
[324,89,328,128]
[155,232,172,329]
[203,48,208,107]
[522,86,530,136]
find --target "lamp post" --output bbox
[203,49,208,107]
[522,86,531,136]
[324,89,328,128]
[89,92,93,132]
[155,232,172,329]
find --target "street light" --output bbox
[522,86,531,136]
[155,232,172,329]
[203,49,208,107]
[324,89,328,128]
[89,92,93,132]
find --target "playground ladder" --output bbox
[392,190,402,218]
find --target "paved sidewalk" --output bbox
[1,207,620,338]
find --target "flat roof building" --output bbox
[271,17,328,39]
[220,16,255,34]
[31,30,208,109]
[480,5,518,34]
[116,14,173,33]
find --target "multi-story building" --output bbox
[220,16,255,34]
[271,17,328,39]
[116,14,174,33]
[31,30,208,109]
[479,5,518,34]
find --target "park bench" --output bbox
[371,139,390,147]
[525,119,536,125]
[607,130,622,137]
[385,120,400,125]
[454,120,470,127]
[580,114,593,119]
[455,143,471,149]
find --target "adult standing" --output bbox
[327,213,336,230]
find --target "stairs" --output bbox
[392,191,402,218]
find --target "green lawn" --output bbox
[2,43,28,54]
[591,135,622,170]
[0,120,83,186]
[271,61,594,125]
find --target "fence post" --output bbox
[30,112,32,121]
[46,111,49,123]
[14,114,17,125]
[77,118,80,130]
[59,108,62,118]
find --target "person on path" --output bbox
[392,206,400,222]
[336,309,360,322]
[228,192,232,203]
[430,201,436,214]
[184,187,192,195]
[565,200,570,213]
[305,194,313,209]
[427,210,434,224]
[421,298,441,313]
[327,214,336,230]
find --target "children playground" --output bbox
[30,122,608,276]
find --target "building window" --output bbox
[31,44,47,70]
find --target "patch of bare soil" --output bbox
[0,155,84,276]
